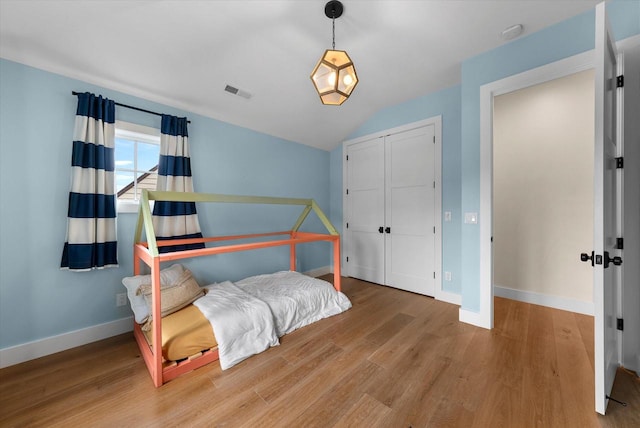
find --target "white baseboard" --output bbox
[0,316,133,369]
[494,285,594,316]
[303,265,333,278]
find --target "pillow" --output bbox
[122,264,186,323]
[137,269,204,328]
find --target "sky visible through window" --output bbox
[115,137,159,198]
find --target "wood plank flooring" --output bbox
[1,276,638,427]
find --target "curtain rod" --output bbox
[71,91,190,123]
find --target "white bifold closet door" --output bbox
[346,125,436,296]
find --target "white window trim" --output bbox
[115,120,160,214]
[115,120,161,144]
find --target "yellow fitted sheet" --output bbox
[143,304,217,361]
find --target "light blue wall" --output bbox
[330,85,462,294]
[0,59,330,349]
[459,1,640,312]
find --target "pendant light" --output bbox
[310,0,358,105]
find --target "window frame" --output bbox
[114,120,160,214]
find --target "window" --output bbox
[114,121,160,213]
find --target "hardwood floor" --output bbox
[1,276,638,427]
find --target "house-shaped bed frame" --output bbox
[132,190,341,386]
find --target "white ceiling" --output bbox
[0,0,600,151]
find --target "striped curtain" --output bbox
[152,115,204,253]
[61,93,118,270]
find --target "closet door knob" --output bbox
[385,227,391,234]
[378,226,384,233]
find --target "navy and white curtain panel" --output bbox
[61,93,118,270]
[152,114,204,253]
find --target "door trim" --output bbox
[342,116,448,302]
[474,50,594,329]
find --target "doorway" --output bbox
[477,50,595,329]
[492,69,595,315]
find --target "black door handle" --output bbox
[604,251,622,268]
[582,251,622,268]
[378,226,384,233]
[385,227,391,234]
[580,251,594,267]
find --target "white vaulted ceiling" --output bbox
[0,0,600,151]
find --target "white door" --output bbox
[385,126,436,295]
[345,137,385,284]
[593,1,622,415]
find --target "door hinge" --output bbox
[616,157,623,169]
[617,318,624,331]
[433,226,436,233]
[346,256,349,262]
[617,237,624,250]
[346,188,349,195]
[346,222,349,229]
[433,272,436,279]
[616,75,624,88]
[433,181,436,189]
[346,155,349,161]
[433,136,435,144]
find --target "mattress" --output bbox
[143,304,217,361]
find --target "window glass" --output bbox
[137,141,159,172]
[114,121,160,212]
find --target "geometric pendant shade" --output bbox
[310,1,358,105]
[311,49,358,105]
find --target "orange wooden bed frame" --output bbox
[132,190,341,387]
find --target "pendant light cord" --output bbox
[332,15,336,49]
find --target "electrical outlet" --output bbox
[445,271,452,281]
[444,211,452,222]
[116,292,127,307]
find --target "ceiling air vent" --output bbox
[224,84,252,100]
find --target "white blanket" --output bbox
[193,281,279,370]
[194,272,351,370]
[236,271,352,337]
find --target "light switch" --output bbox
[464,212,478,224]
[444,211,452,222]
